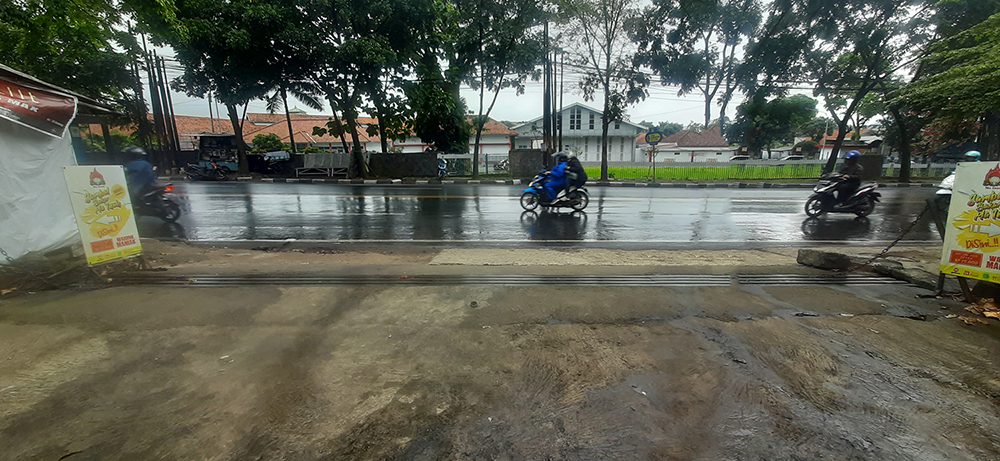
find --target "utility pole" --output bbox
[160,56,181,167]
[542,21,551,156]
[209,91,215,133]
[558,50,564,152]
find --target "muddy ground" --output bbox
[2,275,999,460]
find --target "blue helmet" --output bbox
[965,150,981,160]
[845,150,861,160]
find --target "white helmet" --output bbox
[567,151,577,158]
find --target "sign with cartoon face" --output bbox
[940,162,1000,281]
[63,166,142,265]
[645,131,662,146]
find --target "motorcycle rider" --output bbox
[565,151,587,193]
[836,150,863,204]
[123,146,157,197]
[543,152,569,202]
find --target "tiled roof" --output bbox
[475,118,517,135]
[659,125,729,148]
[242,117,380,144]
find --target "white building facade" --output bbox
[512,103,647,163]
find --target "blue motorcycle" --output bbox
[520,169,589,211]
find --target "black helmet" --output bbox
[553,151,568,162]
[123,146,147,159]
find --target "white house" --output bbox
[512,103,647,162]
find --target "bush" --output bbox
[250,133,287,153]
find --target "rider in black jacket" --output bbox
[565,151,587,192]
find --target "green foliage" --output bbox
[896,13,1000,125]
[640,121,684,137]
[633,0,763,128]
[727,94,817,156]
[406,55,471,153]
[82,130,137,153]
[250,133,287,153]
[301,146,322,154]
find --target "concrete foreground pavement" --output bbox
[1,240,999,460]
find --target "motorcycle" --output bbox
[935,172,955,213]
[804,173,880,217]
[520,170,589,212]
[184,162,228,181]
[437,158,447,180]
[134,184,182,222]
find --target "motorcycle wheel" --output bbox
[215,170,228,181]
[160,201,181,222]
[855,196,876,217]
[520,192,539,211]
[934,194,951,214]
[805,195,829,217]
[570,191,589,211]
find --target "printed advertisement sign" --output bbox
[1,77,77,138]
[940,162,1000,281]
[63,166,143,265]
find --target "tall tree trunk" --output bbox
[980,110,1000,162]
[601,90,610,181]
[226,103,250,175]
[324,94,352,154]
[885,102,911,183]
[281,87,296,153]
[824,120,851,174]
[703,36,712,129]
[343,111,367,179]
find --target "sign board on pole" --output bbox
[1,77,77,138]
[645,131,662,146]
[939,162,1000,281]
[63,166,143,265]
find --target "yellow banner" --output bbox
[939,162,1000,282]
[63,166,143,266]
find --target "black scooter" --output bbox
[134,184,182,222]
[184,162,228,181]
[805,173,881,217]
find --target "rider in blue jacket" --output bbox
[544,152,569,201]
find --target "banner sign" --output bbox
[940,162,1000,281]
[0,77,77,138]
[63,166,143,265]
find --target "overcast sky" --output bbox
[153,45,818,129]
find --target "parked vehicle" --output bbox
[437,158,447,180]
[781,155,805,162]
[805,173,881,217]
[730,155,750,161]
[495,158,509,172]
[520,170,589,212]
[184,162,228,181]
[135,184,181,222]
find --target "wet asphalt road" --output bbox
[137,182,942,248]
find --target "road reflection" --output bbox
[801,217,872,239]
[520,211,588,240]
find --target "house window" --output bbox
[570,108,581,130]
[716,152,722,155]
[615,121,621,129]
[589,113,594,130]
[675,152,680,155]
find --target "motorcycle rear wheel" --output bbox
[520,192,539,211]
[570,191,589,211]
[160,201,181,222]
[855,196,876,217]
[805,195,829,217]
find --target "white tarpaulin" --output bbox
[0,103,80,263]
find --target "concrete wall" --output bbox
[858,155,883,181]
[368,152,437,178]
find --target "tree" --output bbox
[564,0,649,181]
[249,133,287,153]
[634,0,761,131]
[726,94,817,158]
[405,55,471,154]
[639,120,684,136]
[131,0,292,175]
[740,0,931,174]
[896,12,1000,161]
[452,0,545,178]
